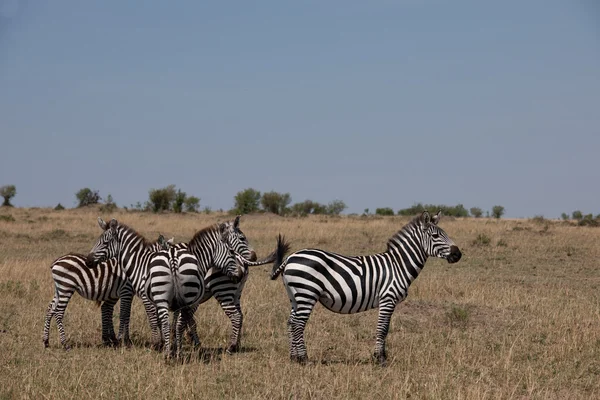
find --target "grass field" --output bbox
[0,207,599,399]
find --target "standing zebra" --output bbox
[86,217,252,352]
[172,234,292,351]
[145,239,203,359]
[271,211,462,365]
[42,234,171,350]
[169,216,262,353]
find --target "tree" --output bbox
[100,194,117,213]
[0,185,16,207]
[375,207,394,216]
[233,188,261,214]
[184,196,200,212]
[326,200,347,215]
[173,189,186,213]
[470,207,483,218]
[261,191,292,215]
[148,184,176,213]
[560,213,569,221]
[75,188,101,208]
[572,210,583,220]
[491,205,505,219]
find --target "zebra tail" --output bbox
[95,301,102,307]
[270,234,291,280]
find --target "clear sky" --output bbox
[1,1,598,218]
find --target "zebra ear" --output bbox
[219,222,229,241]
[421,211,431,227]
[167,237,174,244]
[98,217,107,230]
[432,210,442,225]
[234,215,241,229]
[109,219,118,231]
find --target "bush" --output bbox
[561,213,569,221]
[290,200,325,216]
[148,184,176,213]
[472,233,491,246]
[261,191,291,215]
[75,188,101,208]
[54,203,65,211]
[0,185,16,207]
[491,205,505,219]
[173,190,186,213]
[233,188,261,215]
[578,214,599,227]
[327,200,347,215]
[470,207,483,218]
[572,210,583,220]
[100,194,117,213]
[398,203,468,218]
[375,207,394,216]
[185,196,200,212]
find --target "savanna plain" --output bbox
[0,207,599,399]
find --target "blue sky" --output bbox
[1,1,598,218]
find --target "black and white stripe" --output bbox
[271,211,462,365]
[42,235,170,350]
[86,217,252,352]
[170,216,261,354]
[145,242,203,359]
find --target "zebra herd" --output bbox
[43,211,461,365]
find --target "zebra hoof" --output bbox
[293,355,308,364]
[372,352,387,367]
[43,340,49,348]
[63,344,72,351]
[225,344,239,354]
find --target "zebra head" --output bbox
[87,217,119,265]
[220,215,257,262]
[156,234,174,251]
[419,211,462,264]
[213,223,246,283]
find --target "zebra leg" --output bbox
[100,299,119,346]
[156,307,171,359]
[176,308,194,359]
[141,295,162,350]
[373,300,397,366]
[221,303,243,354]
[117,289,134,347]
[42,297,57,348]
[184,304,200,348]
[53,292,74,351]
[288,309,311,364]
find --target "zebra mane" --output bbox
[117,222,159,248]
[188,224,220,247]
[385,215,423,252]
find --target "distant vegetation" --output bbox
[0,185,17,207]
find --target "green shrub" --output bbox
[75,188,101,208]
[397,203,468,218]
[327,200,347,215]
[148,185,176,213]
[173,190,186,213]
[54,203,65,211]
[375,207,394,216]
[0,185,16,207]
[100,194,117,213]
[470,207,483,218]
[491,205,505,219]
[0,214,15,222]
[261,191,291,215]
[233,188,261,215]
[572,210,583,220]
[185,196,200,212]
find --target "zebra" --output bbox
[168,215,266,354]
[86,217,253,352]
[270,211,462,365]
[144,238,203,359]
[42,234,172,350]
[170,234,292,352]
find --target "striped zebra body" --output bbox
[172,235,290,352]
[271,211,462,365]
[145,245,203,358]
[87,217,252,354]
[42,236,169,350]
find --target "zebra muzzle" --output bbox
[447,246,462,263]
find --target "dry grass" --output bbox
[1,207,599,399]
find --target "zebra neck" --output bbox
[117,233,153,285]
[387,230,428,284]
[187,231,217,273]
